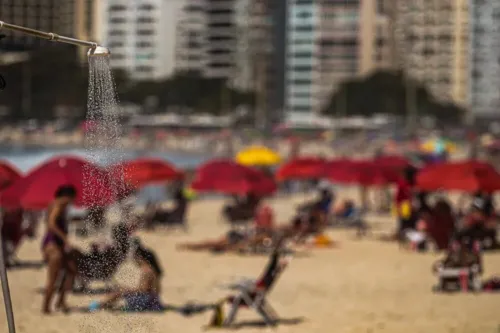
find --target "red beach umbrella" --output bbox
[111,158,183,188]
[191,159,276,195]
[326,159,396,186]
[276,157,326,181]
[0,155,119,209]
[417,160,500,192]
[0,161,21,190]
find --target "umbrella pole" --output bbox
[0,208,16,333]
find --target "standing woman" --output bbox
[41,185,77,314]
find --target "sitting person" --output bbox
[292,186,333,240]
[457,200,497,249]
[88,244,163,312]
[427,199,456,250]
[144,181,189,229]
[223,193,261,224]
[333,200,357,218]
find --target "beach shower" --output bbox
[0,20,110,333]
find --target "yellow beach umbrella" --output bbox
[235,145,281,166]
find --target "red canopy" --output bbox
[0,161,21,190]
[111,158,183,188]
[416,160,500,192]
[373,155,410,168]
[326,159,401,186]
[276,157,326,180]
[191,159,276,195]
[0,156,119,209]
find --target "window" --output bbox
[109,5,126,11]
[109,41,124,48]
[139,4,155,10]
[294,25,314,32]
[110,17,126,24]
[137,17,154,24]
[109,30,125,36]
[136,41,152,48]
[291,79,312,85]
[136,66,153,72]
[137,29,154,36]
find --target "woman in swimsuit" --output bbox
[41,185,77,314]
[89,244,163,312]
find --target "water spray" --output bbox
[0,20,111,333]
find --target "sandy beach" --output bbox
[1,195,499,333]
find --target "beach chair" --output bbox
[433,240,483,292]
[329,207,368,237]
[220,251,292,327]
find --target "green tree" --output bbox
[322,70,465,123]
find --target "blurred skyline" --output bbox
[0,0,499,121]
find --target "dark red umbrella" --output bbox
[191,159,276,195]
[0,161,21,190]
[111,158,183,188]
[417,160,500,192]
[0,156,119,209]
[373,155,409,168]
[327,159,397,186]
[276,157,326,180]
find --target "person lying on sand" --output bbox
[177,228,276,253]
[177,223,333,254]
[88,244,163,312]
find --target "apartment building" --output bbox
[394,0,469,105]
[284,0,380,115]
[100,0,184,81]
[176,0,238,79]
[469,0,500,115]
[0,0,76,51]
[314,0,378,113]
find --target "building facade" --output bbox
[283,0,380,116]
[100,0,184,81]
[176,0,238,79]
[0,0,76,51]
[469,0,500,115]
[394,0,469,106]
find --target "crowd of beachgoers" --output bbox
[0,140,499,333]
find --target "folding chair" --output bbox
[433,240,483,292]
[221,252,292,327]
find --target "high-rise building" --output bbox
[0,0,76,51]
[100,0,185,81]
[176,0,239,79]
[469,0,500,116]
[394,0,469,106]
[284,0,380,116]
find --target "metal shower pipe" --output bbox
[0,20,111,333]
[0,21,110,57]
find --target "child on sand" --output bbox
[89,244,163,312]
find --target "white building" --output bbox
[285,0,322,115]
[469,0,500,115]
[99,0,185,81]
[175,0,239,79]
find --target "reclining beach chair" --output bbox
[329,206,368,237]
[433,240,483,292]
[220,251,292,327]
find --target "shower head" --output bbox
[88,45,111,57]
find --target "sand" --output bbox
[1,195,499,333]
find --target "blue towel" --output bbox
[124,293,163,312]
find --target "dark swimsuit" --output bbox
[41,208,68,250]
